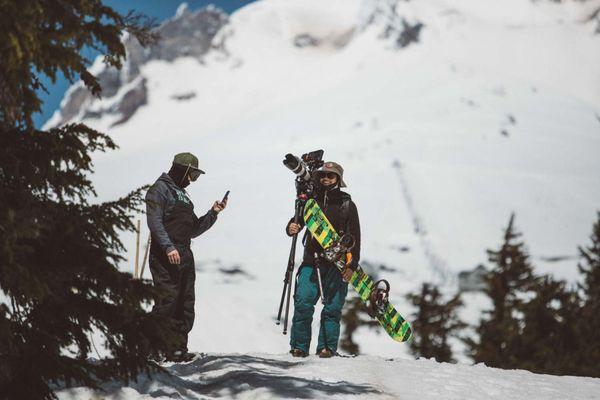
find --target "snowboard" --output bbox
[303,198,413,342]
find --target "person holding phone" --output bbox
[145,152,227,362]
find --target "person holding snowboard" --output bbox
[286,161,361,358]
[146,152,227,362]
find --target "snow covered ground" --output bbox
[45,0,600,390]
[56,352,600,399]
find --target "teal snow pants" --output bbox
[290,264,348,354]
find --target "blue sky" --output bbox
[34,0,256,128]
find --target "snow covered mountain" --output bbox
[47,0,600,362]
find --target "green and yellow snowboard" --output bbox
[303,198,413,342]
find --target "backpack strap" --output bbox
[341,198,350,222]
[339,192,352,235]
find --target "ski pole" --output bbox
[315,256,326,305]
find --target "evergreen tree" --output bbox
[468,213,536,368]
[340,294,378,354]
[575,211,600,377]
[518,275,580,375]
[0,2,175,399]
[406,283,466,362]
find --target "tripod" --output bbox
[275,195,307,334]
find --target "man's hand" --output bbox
[212,198,227,213]
[341,266,354,282]
[287,223,302,235]
[167,249,181,265]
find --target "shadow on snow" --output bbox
[100,354,383,399]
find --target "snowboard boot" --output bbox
[290,349,308,358]
[318,348,333,358]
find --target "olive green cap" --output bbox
[173,152,205,174]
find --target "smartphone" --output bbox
[221,190,230,203]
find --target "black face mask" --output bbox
[168,164,191,189]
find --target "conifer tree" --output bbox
[406,283,466,362]
[468,213,536,368]
[0,2,175,399]
[518,275,580,375]
[340,294,378,354]
[575,212,600,377]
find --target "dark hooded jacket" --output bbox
[286,185,361,268]
[146,173,217,255]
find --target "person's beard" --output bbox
[315,180,338,197]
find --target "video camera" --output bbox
[282,149,324,197]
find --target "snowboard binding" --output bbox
[367,279,390,317]
[322,233,355,264]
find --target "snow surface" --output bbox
[56,353,600,399]
[46,0,600,390]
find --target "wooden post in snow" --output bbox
[139,236,151,279]
[134,219,141,279]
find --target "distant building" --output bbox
[458,264,488,292]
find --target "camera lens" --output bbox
[283,154,311,181]
[283,154,299,170]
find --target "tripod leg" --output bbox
[278,197,304,334]
[283,266,294,335]
[279,232,298,331]
[276,277,288,326]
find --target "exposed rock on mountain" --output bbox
[109,77,147,127]
[49,5,228,128]
[361,0,424,48]
[294,33,320,48]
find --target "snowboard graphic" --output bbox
[303,198,412,342]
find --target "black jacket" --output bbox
[287,186,361,267]
[146,173,217,255]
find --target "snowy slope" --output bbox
[48,0,600,361]
[56,352,600,399]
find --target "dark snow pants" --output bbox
[149,245,196,352]
[290,264,348,354]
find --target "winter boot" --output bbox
[290,349,308,358]
[318,348,333,358]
